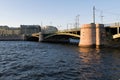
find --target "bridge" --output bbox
[31,23,120,42]
[30,23,120,47]
[32,28,80,43]
[105,23,120,39]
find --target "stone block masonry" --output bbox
[79,23,106,47]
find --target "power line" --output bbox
[95,8,120,16]
[93,7,120,23]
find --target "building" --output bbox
[0,26,21,36]
[7,27,21,36]
[42,26,58,34]
[0,26,9,36]
[20,25,41,36]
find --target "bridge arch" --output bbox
[44,32,80,39]
[43,32,80,43]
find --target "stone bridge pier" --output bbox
[79,23,106,47]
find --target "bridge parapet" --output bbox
[105,22,120,28]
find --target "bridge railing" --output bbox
[105,22,120,27]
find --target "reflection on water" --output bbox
[78,47,120,80]
[79,48,101,64]
[0,41,120,80]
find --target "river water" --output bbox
[0,41,120,80]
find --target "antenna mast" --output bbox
[93,6,95,23]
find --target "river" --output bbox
[0,41,120,80]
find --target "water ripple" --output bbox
[0,41,120,80]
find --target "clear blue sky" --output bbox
[0,0,120,29]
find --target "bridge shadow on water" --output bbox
[26,36,39,42]
[41,39,80,46]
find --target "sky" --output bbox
[0,0,120,30]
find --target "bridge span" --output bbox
[32,31,80,43]
[30,23,120,47]
[105,23,120,39]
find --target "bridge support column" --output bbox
[79,23,106,47]
[22,34,26,41]
[79,23,96,47]
[39,32,43,42]
[117,27,119,34]
[96,24,106,46]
